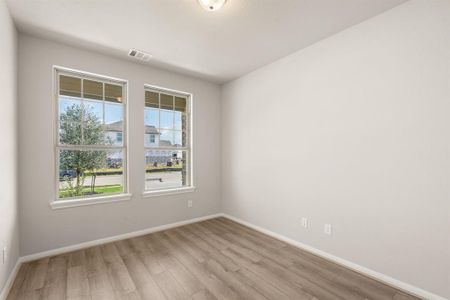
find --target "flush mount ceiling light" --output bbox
[198,0,227,11]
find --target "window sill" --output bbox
[50,193,132,209]
[142,186,195,198]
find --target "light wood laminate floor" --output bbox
[7,217,421,300]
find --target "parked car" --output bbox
[59,169,79,180]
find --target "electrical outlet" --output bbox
[324,224,332,235]
[2,247,6,265]
[188,200,193,208]
[301,217,308,228]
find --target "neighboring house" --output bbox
[144,124,161,147]
[104,120,161,146]
[104,121,179,165]
[104,120,182,148]
[103,120,124,145]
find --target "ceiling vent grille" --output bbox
[128,49,152,62]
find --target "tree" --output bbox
[59,104,107,196]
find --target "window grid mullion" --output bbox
[80,78,84,145]
[57,145,125,150]
[172,96,175,145]
[145,147,189,151]
[158,92,161,133]
[102,82,105,126]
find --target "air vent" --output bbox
[128,49,152,62]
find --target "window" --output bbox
[144,86,192,192]
[55,68,127,202]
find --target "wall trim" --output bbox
[21,213,222,263]
[2,213,446,300]
[0,258,22,300]
[220,213,447,300]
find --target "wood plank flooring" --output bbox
[7,217,422,300]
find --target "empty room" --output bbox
[0,0,449,299]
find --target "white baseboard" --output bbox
[3,213,446,300]
[21,213,222,263]
[221,213,447,300]
[0,258,22,300]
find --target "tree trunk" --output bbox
[91,173,96,193]
[76,168,81,195]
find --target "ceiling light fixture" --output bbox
[198,0,226,11]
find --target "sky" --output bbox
[59,96,123,124]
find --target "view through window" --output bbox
[56,69,127,199]
[144,87,191,191]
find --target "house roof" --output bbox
[104,120,160,135]
[145,125,160,135]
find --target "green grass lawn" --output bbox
[59,184,123,198]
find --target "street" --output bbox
[59,172,183,190]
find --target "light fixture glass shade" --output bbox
[198,0,227,11]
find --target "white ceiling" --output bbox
[7,0,408,83]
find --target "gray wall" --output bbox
[221,0,450,298]
[18,34,221,256]
[0,0,19,293]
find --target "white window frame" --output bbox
[143,85,195,197]
[51,66,131,209]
